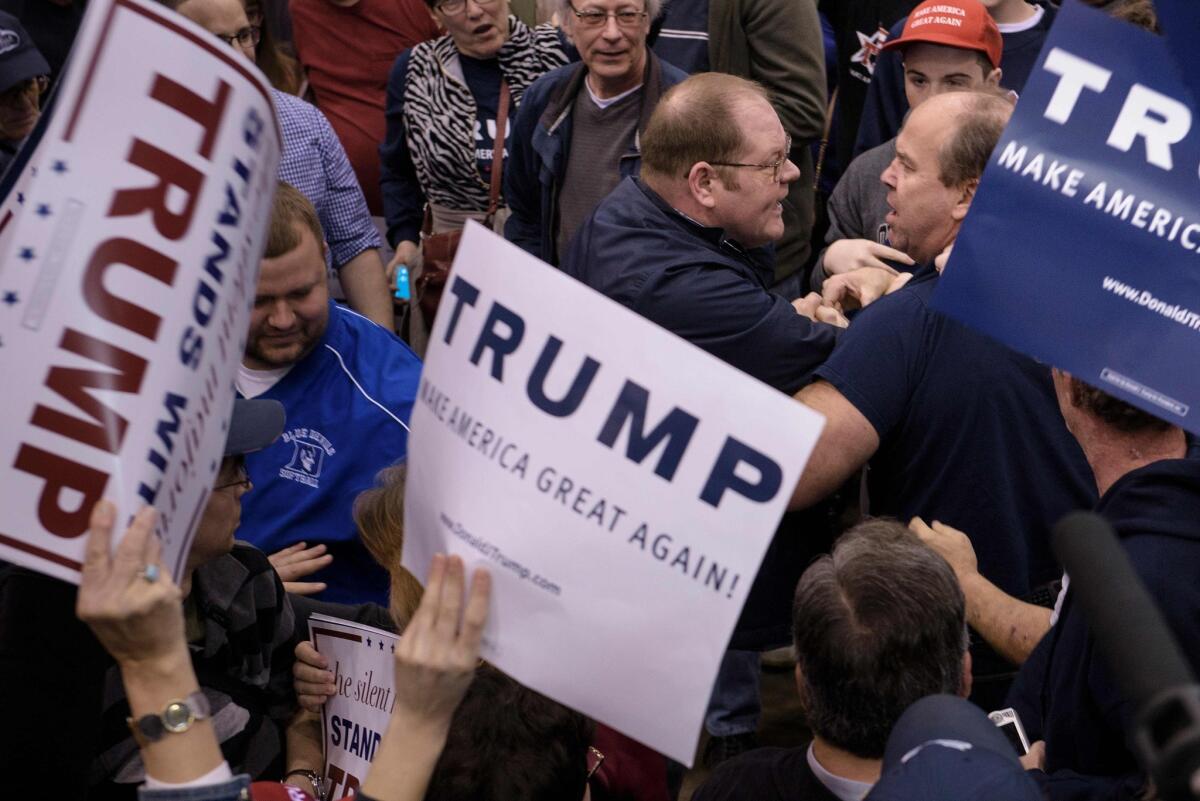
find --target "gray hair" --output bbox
[792,518,968,759]
[557,0,662,30]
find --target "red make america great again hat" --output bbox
[881,0,1003,69]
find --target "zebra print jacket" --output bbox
[380,18,569,247]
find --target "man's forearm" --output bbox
[339,249,395,329]
[960,571,1052,666]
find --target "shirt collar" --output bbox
[634,178,771,270]
[806,743,874,801]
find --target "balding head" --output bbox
[881,89,1013,264]
[641,72,773,189]
[923,88,1013,187]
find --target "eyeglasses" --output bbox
[214,25,261,49]
[586,746,606,781]
[708,134,793,183]
[215,463,252,492]
[0,75,48,104]
[568,2,648,27]
[435,0,499,15]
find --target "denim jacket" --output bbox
[138,775,251,801]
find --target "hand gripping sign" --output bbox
[403,223,826,765]
[936,0,1200,432]
[310,614,400,800]
[0,0,281,582]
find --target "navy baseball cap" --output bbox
[0,12,49,94]
[224,398,285,456]
[865,695,1043,801]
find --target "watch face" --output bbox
[161,701,195,733]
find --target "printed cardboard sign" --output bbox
[404,223,825,764]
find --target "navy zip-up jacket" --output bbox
[562,177,840,646]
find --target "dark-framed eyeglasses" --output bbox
[215,25,261,49]
[586,745,606,781]
[0,75,49,104]
[435,0,499,15]
[215,462,252,492]
[707,134,793,183]
[568,2,648,27]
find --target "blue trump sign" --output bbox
[935,0,1200,432]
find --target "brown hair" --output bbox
[1104,0,1159,32]
[1068,377,1171,433]
[426,664,593,801]
[266,182,325,258]
[242,0,303,94]
[937,88,1013,187]
[792,518,967,759]
[641,73,772,190]
[353,463,426,627]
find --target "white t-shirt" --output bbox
[996,3,1045,33]
[585,78,644,110]
[236,363,293,399]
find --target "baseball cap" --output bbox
[0,12,49,95]
[880,0,1003,70]
[224,398,285,456]
[865,695,1043,801]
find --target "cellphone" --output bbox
[394,266,411,301]
[988,707,1031,755]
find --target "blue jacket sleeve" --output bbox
[137,775,251,801]
[503,76,548,258]
[379,49,426,248]
[853,18,909,159]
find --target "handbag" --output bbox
[416,79,510,329]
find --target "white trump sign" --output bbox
[403,223,825,765]
[0,0,280,582]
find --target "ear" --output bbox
[959,650,973,699]
[950,178,978,222]
[986,67,1002,88]
[794,662,810,711]
[687,161,721,209]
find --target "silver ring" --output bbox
[140,564,160,583]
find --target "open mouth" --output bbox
[472,23,494,34]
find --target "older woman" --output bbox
[379,0,568,278]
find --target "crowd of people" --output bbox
[0,0,1194,798]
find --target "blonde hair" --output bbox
[353,463,425,628]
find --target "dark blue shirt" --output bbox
[815,268,1095,598]
[651,0,710,74]
[459,53,505,184]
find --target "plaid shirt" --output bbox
[274,89,381,269]
[92,545,300,795]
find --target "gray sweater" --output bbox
[811,139,896,290]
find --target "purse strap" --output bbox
[485,79,511,224]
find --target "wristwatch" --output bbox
[126,691,211,747]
